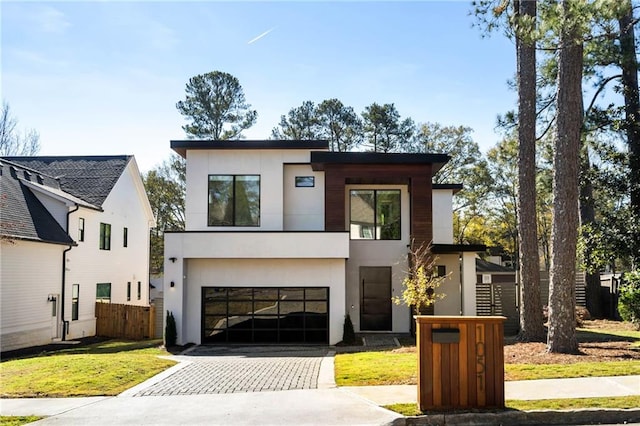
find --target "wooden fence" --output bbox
[95,302,155,340]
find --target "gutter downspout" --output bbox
[61,204,80,340]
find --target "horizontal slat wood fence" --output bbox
[95,302,155,340]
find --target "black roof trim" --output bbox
[310,151,450,165]
[431,243,486,254]
[433,183,463,193]
[171,140,329,157]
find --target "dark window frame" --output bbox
[123,227,128,248]
[349,189,401,240]
[78,218,85,242]
[71,284,79,320]
[127,282,131,301]
[207,175,261,227]
[99,223,111,250]
[295,176,315,187]
[137,281,141,300]
[96,283,111,302]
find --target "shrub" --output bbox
[619,271,640,329]
[165,310,177,347]
[342,313,356,344]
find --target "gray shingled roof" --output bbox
[476,258,515,273]
[4,156,131,206]
[0,161,74,245]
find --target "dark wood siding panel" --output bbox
[411,174,433,247]
[324,171,346,231]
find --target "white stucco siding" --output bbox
[173,258,346,345]
[432,190,454,244]
[185,150,315,231]
[433,254,462,316]
[283,164,325,230]
[0,240,65,351]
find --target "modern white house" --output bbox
[0,156,156,351]
[164,140,484,346]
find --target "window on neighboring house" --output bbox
[96,283,111,302]
[99,223,111,250]
[123,227,128,247]
[137,281,141,300]
[78,218,85,242]
[208,175,260,226]
[72,284,79,320]
[436,265,446,277]
[127,282,131,301]
[350,190,401,240]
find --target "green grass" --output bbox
[335,350,640,385]
[335,350,417,386]
[0,416,43,426]
[385,395,640,416]
[0,340,175,398]
[506,360,640,380]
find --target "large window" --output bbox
[208,175,260,226]
[96,283,111,302]
[350,190,401,240]
[99,223,111,250]
[72,284,79,320]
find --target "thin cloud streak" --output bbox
[247,27,275,44]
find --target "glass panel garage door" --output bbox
[202,287,329,344]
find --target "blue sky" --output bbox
[2,1,517,172]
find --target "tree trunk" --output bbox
[579,149,603,318]
[618,0,640,269]
[516,0,544,342]
[547,0,582,354]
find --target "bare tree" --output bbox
[0,102,40,156]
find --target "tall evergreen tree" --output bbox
[176,71,257,139]
[547,0,584,354]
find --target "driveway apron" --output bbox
[130,346,327,396]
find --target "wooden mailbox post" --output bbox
[416,316,506,411]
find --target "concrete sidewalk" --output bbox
[342,375,640,405]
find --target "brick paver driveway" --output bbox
[132,346,328,397]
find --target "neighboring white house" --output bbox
[164,140,484,346]
[0,156,156,351]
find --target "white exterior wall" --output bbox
[283,164,325,230]
[345,184,412,333]
[171,258,346,345]
[0,240,66,351]
[432,189,454,244]
[30,192,69,230]
[65,160,153,340]
[433,254,462,316]
[185,150,314,231]
[461,252,477,315]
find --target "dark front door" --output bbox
[360,267,392,331]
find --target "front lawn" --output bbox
[334,320,640,386]
[385,395,640,416]
[0,339,175,397]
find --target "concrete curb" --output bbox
[398,408,640,426]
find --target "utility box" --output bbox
[416,316,506,411]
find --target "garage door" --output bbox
[202,287,329,344]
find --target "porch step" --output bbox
[361,334,400,348]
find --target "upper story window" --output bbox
[350,190,401,240]
[78,218,85,242]
[295,176,315,187]
[208,175,260,227]
[99,223,111,250]
[123,227,128,247]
